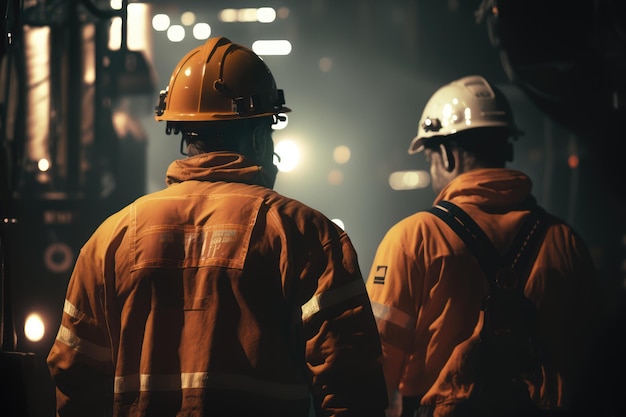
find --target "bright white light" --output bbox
[167,25,185,42]
[252,40,292,56]
[193,23,211,40]
[219,9,238,22]
[238,8,257,22]
[274,140,299,172]
[219,7,279,23]
[109,16,122,49]
[181,11,196,26]
[109,3,149,52]
[388,170,431,190]
[152,14,170,31]
[24,313,45,342]
[333,146,351,164]
[38,158,50,172]
[110,0,122,10]
[272,114,288,130]
[24,26,50,166]
[331,218,345,230]
[464,107,472,126]
[257,7,276,23]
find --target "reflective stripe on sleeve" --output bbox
[371,301,416,331]
[56,325,112,362]
[114,372,311,400]
[63,299,81,319]
[301,279,366,321]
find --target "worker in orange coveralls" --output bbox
[366,75,606,417]
[47,37,388,417]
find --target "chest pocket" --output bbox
[129,193,264,270]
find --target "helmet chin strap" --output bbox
[180,136,189,156]
[440,143,456,172]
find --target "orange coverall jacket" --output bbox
[47,152,388,417]
[365,168,602,417]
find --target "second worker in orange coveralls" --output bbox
[366,75,606,417]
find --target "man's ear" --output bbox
[439,143,455,172]
[251,124,274,163]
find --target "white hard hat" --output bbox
[408,75,519,154]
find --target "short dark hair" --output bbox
[448,127,514,166]
[180,117,273,154]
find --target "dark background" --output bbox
[1,1,624,416]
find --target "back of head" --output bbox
[408,75,520,166]
[154,37,290,153]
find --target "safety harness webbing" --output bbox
[416,200,556,416]
[427,200,552,296]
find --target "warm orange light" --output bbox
[24,313,45,342]
[568,154,579,169]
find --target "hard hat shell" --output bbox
[408,75,518,154]
[155,37,290,122]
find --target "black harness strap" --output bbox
[416,200,556,417]
[405,201,555,417]
[428,200,551,295]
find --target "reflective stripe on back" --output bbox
[114,372,310,400]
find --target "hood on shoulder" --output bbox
[165,152,263,186]
[435,168,534,210]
